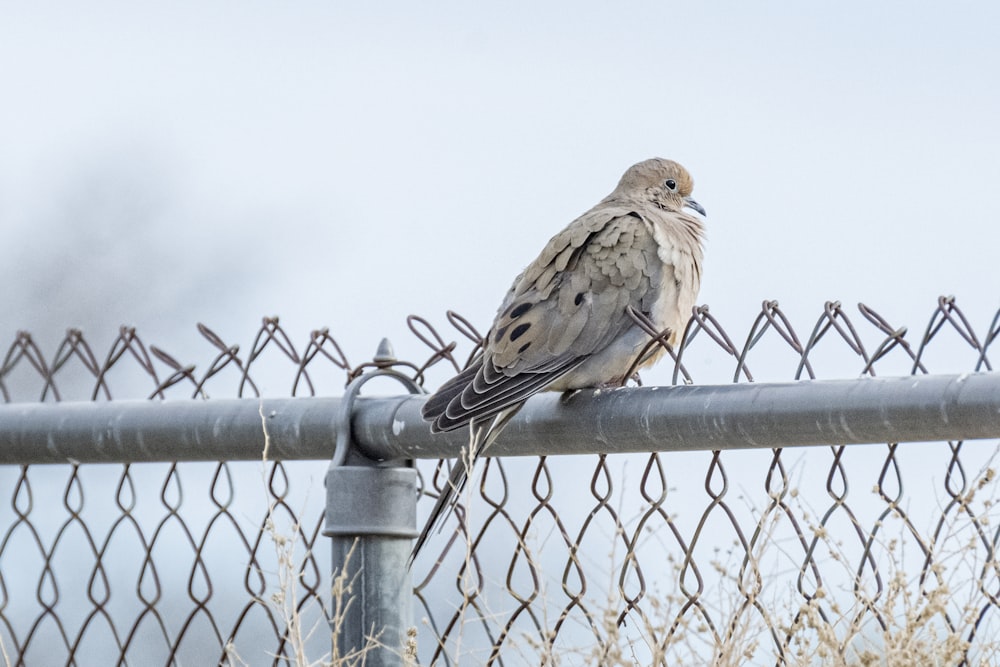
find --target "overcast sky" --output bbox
[2,1,999,384]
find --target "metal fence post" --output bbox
[323,345,422,665]
[325,461,417,664]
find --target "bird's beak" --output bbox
[684,197,706,217]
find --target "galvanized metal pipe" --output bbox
[0,397,335,464]
[363,372,1000,459]
[325,463,417,665]
[1,372,999,465]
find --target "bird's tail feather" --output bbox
[408,406,520,566]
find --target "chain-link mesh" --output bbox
[2,298,999,665]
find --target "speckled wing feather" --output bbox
[423,206,666,432]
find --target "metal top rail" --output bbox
[1,372,998,465]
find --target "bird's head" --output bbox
[614,158,706,217]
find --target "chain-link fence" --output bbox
[2,297,999,665]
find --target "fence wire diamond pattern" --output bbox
[1,297,999,665]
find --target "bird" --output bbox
[412,157,706,562]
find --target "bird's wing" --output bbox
[424,206,666,432]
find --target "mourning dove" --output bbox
[413,158,706,561]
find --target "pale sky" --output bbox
[2,1,999,379]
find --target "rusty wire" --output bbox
[1,300,1000,665]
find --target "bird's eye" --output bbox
[664,179,677,191]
